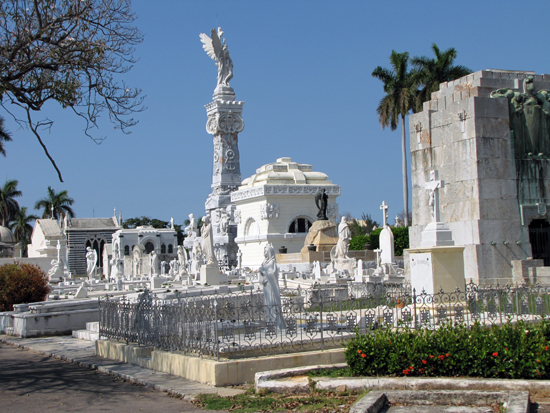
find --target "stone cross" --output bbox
[56,240,61,261]
[425,170,444,222]
[380,201,389,227]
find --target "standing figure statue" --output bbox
[201,215,218,266]
[315,189,329,220]
[258,244,285,330]
[133,246,142,278]
[334,216,351,260]
[177,245,188,275]
[150,250,160,276]
[86,247,97,279]
[200,27,234,87]
[185,213,198,238]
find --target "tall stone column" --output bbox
[204,85,244,269]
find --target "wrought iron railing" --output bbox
[98,281,550,360]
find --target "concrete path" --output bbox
[0,334,245,401]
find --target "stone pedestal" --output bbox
[301,220,338,254]
[150,276,163,289]
[200,264,221,285]
[421,222,455,247]
[409,246,465,295]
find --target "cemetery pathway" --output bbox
[0,336,242,413]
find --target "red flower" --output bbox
[402,369,409,375]
[419,368,425,374]
[437,355,444,360]
[537,359,541,363]
[357,350,362,354]
[422,360,427,364]
[361,353,366,358]
[409,366,414,370]
[492,352,498,357]
[429,355,434,359]
[546,346,549,351]
[445,353,450,357]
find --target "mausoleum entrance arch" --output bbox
[529,219,550,265]
[288,215,314,233]
[85,236,105,266]
[142,238,156,254]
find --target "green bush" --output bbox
[392,227,409,256]
[345,320,550,379]
[367,228,382,250]
[0,263,50,311]
[350,234,369,251]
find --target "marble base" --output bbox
[408,246,465,295]
[200,264,221,285]
[420,222,455,247]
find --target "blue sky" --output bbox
[3,0,550,227]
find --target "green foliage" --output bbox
[34,186,75,220]
[123,216,168,229]
[0,263,50,311]
[350,234,369,251]
[0,179,22,226]
[0,116,12,157]
[392,226,409,256]
[368,228,382,250]
[345,320,550,379]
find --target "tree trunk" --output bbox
[401,114,409,227]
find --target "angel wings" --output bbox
[200,27,233,87]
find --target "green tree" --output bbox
[0,0,145,182]
[0,179,22,226]
[123,216,169,229]
[34,186,75,220]
[411,44,472,111]
[9,207,38,257]
[0,116,12,157]
[372,51,417,227]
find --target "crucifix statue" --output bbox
[380,200,389,227]
[425,170,444,223]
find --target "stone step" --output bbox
[86,322,99,332]
[72,329,99,342]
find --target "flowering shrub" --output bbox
[0,263,50,311]
[345,319,550,379]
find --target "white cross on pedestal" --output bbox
[425,170,444,223]
[380,201,389,227]
[374,248,382,267]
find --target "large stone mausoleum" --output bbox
[409,69,550,284]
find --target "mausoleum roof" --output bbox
[0,226,16,244]
[36,219,62,237]
[69,217,118,229]
[240,157,333,188]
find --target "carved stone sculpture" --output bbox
[334,216,351,260]
[258,244,285,330]
[201,215,218,266]
[200,27,233,87]
[150,250,160,276]
[315,189,328,220]
[86,246,97,279]
[185,213,198,238]
[177,245,188,275]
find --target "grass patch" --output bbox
[307,367,353,378]
[192,389,362,412]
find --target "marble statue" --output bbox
[334,216,351,260]
[258,244,285,330]
[315,189,328,220]
[86,246,97,279]
[185,213,198,238]
[200,27,233,87]
[169,259,177,277]
[177,245,188,275]
[191,240,204,275]
[201,215,217,266]
[150,250,160,276]
[218,210,229,236]
[170,217,174,230]
[133,246,142,277]
[110,245,121,280]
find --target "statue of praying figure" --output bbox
[315,189,329,220]
[334,216,351,260]
[201,215,218,266]
[86,247,97,279]
[258,244,285,330]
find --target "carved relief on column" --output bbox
[206,111,244,135]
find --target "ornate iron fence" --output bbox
[98,281,550,360]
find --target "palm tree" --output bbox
[34,186,75,220]
[411,43,472,111]
[0,116,12,157]
[372,51,417,227]
[9,207,39,257]
[0,179,22,226]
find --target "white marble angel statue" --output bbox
[200,27,233,87]
[86,247,97,279]
[258,244,285,331]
